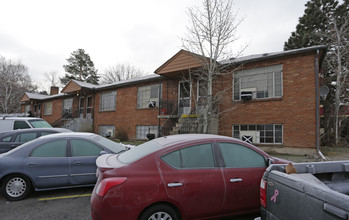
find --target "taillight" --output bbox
[96,177,127,197]
[260,179,267,208]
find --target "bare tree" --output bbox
[0,56,37,113]
[44,71,60,87]
[101,63,147,84]
[325,15,349,144]
[182,0,244,133]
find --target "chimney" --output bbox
[50,86,59,95]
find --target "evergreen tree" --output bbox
[60,49,99,85]
[284,0,349,146]
[284,0,340,50]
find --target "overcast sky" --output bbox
[1,0,308,91]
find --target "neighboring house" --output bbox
[21,45,327,151]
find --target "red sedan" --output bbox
[90,134,287,220]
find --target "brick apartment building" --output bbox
[21,45,327,150]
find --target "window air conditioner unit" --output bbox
[241,88,256,101]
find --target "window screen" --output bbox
[99,91,117,111]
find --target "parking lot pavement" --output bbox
[0,186,260,220]
[0,186,94,220]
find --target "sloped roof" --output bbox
[221,45,327,65]
[154,50,209,76]
[21,92,65,102]
[61,79,97,93]
[96,74,161,91]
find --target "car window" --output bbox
[14,121,31,129]
[162,150,181,168]
[71,139,104,157]
[30,140,67,157]
[219,142,266,168]
[92,135,126,153]
[162,143,215,169]
[28,120,52,128]
[1,135,13,142]
[14,132,37,142]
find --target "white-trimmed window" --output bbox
[137,84,161,108]
[233,124,283,144]
[44,101,53,116]
[63,98,73,115]
[233,64,283,100]
[99,91,117,111]
[136,125,158,139]
[24,105,30,113]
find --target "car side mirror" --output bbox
[267,158,274,166]
[99,151,108,156]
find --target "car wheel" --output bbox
[139,204,179,220]
[1,174,32,201]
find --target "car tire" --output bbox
[139,204,180,220]
[1,174,32,201]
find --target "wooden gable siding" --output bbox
[156,50,204,75]
[21,94,30,102]
[61,81,82,93]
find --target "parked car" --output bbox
[0,132,128,201]
[0,128,72,153]
[0,117,52,132]
[90,134,288,220]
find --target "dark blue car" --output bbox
[0,128,71,153]
[0,132,127,201]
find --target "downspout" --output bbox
[158,76,162,137]
[92,90,96,133]
[315,49,327,161]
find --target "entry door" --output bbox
[79,97,85,118]
[86,96,92,119]
[178,81,191,115]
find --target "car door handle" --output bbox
[27,163,36,167]
[230,178,243,183]
[167,183,183,187]
[73,161,81,166]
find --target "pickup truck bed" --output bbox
[260,161,349,220]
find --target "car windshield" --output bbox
[92,135,127,153]
[29,120,52,128]
[118,140,163,164]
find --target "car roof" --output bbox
[35,132,97,140]
[0,117,44,120]
[0,128,71,136]
[153,134,240,147]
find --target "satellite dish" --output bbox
[320,86,329,100]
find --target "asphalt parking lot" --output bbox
[0,186,94,220]
[0,185,259,220]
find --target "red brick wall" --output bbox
[93,81,163,140]
[42,99,63,124]
[218,52,318,148]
